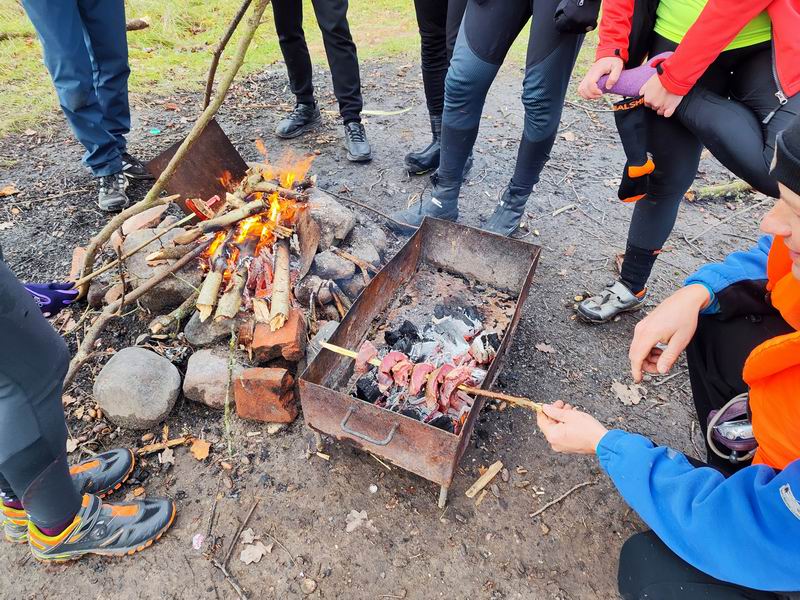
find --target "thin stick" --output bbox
[204,0,253,110]
[138,436,192,456]
[330,246,379,275]
[211,558,248,600]
[529,481,595,519]
[322,189,413,230]
[223,498,260,568]
[247,181,307,201]
[262,530,295,566]
[319,342,543,412]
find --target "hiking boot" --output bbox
[97,172,129,213]
[29,494,176,562]
[3,449,136,543]
[405,114,441,175]
[275,103,321,139]
[483,184,530,236]
[121,152,154,180]
[387,172,460,235]
[343,121,372,162]
[577,280,646,324]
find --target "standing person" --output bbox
[21,0,154,213]
[535,114,800,596]
[575,0,800,323]
[389,0,585,237]
[270,0,372,163]
[0,245,176,559]
[405,0,469,176]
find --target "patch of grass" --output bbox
[0,0,597,136]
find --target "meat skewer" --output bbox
[320,341,543,412]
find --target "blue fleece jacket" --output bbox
[598,430,800,591]
[596,234,800,591]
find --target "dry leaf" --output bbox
[561,131,576,142]
[190,438,211,460]
[164,102,179,111]
[240,541,269,565]
[0,222,14,231]
[0,184,19,197]
[345,509,377,533]
[612,380,646,406]
[535,343,556,354]
[159,447,175,465]
[121,205,169,236]
[66,439,78,453]
[240,527,257,544]
[62,394,77,407]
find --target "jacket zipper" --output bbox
[764,42,788,125]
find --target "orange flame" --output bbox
[258,148,315,189]
[218,170,235,191]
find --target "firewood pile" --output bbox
[74,149,389,426]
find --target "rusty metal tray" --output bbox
[299,217,540,506]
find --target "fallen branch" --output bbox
[211,558,248,600]
[65,242,210,387]
[247,180,307,202]
[692,180,751,200]
[204,0,253,109]
[76,0,272,297]
[148,289,199,334]
[223,498,260,567]
[146,243,197,264]
[173,197,270,245]
[529,480,596,519]
[268,238,290,331]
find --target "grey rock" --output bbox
[121,228,203,314]
[338,275,366,300]
[183,349,243,410]
[184,311,236,347]
[352,220,388,258]
[295,275,333,307]
[344,238,381,267]
[312,250,355,280]
[155,215,180,232]
[307,320,340,364]
[93,347,181,430]
[308,188,356,250]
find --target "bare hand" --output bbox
[537,401,609,454]
[579,57,624,100]
[640,74,684,117]
[628,284,711,382]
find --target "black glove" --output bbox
[554,0,601,34]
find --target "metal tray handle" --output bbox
[340,406,399,446]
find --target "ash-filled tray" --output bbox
[299,217,540,507]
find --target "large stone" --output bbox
[352,219,388,258]
[252,308,307,363]
[183,349,244,410]
[343,238,381,268]
[312,250,355,280]
[308,188,356,250]
[184,311,236,347]
[338,275,366,301]
[93,347,181,430]
[234,368,297,423]
[121,228,203,314]
[295,275,333,307]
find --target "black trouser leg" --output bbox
[618,531,782,600]
[413,0,448,116]
[445,0,468,61]
[271,0,315,106]
[310,0,362,123]
[0,260,81,528]
[685,312,793,472]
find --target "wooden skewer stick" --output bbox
[319,342,543,412]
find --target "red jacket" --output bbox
[596,0,800,98]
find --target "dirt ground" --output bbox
[0,59,770,600]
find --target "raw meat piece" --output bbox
[440,365,474,410]
[425,364,453,410]
[409,363,435,396]
[391,359,414,388]
[355,341,379,374]
[378,351,407,393]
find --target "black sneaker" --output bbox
[121,152,154,180]
[97,172,130,213]
[275,103,322,139]
[343,121,372,163]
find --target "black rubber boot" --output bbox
[405,115,441,175]
[483,183,530,237]
[387,172,461,235]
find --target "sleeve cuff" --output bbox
[657,61,693,96]
[595,47,628,63]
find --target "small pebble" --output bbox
[500,468,509,483]
[369,484,378,494]
[300,578,317,594]
[490,483,500,498]
[221,461,233,471]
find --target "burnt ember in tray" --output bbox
[299,218,540,507]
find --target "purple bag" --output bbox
[707,393,757,463]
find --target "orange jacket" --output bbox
[743,237,800,470]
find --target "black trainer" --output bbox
[387,172,460,235]
[483,183,531,237]
[121,152,154,180]
[275,103,322,139]
[343,121,372,162]
[97,172,130,213]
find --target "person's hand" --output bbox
[536,401,609,454]
[23,282,79,318]
[579,57,624,100]
[628,284,711,382]
[640,74,684,117]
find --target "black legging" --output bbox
[438,0,583,196]
[0,259,80,528]
[412,0,467,116]
[622,35,800,293]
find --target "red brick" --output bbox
[234,367,297,423]
[251,307,307,363]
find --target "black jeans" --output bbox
[412,0,468,116]
[626,35,800,256]
[618,311,795,598]
[0,259,81,528]
[271,0,363,123]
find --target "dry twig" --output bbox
[530,481,596,519]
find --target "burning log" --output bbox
[215,236,257,321]
[247,181,306,201]
[197,231,235,321]
[269,238,291,331]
